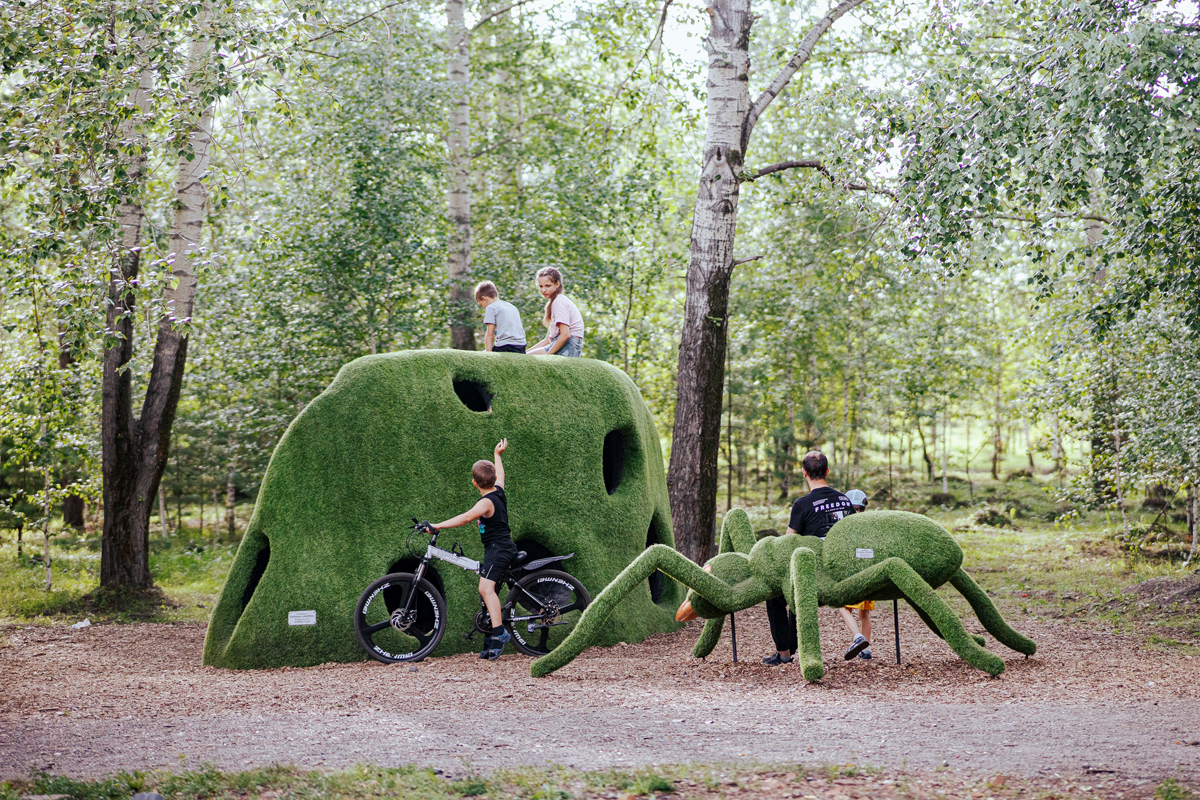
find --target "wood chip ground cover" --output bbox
[2,606,1198,799]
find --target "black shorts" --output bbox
[480,543,518,582]
[492,344,527,354]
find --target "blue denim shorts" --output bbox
[549,334,583,357]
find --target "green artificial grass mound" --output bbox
[203,350,683,669]
[822,510,963,601]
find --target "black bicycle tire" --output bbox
[353,572,447,663]
[503,569,591,657]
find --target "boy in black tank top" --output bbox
[429,438,520,660]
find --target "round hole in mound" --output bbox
[453,379,492,413]
[388,556,445,598]
[239,536,270,614]
[645,515,667,604]
[602,429,626,495]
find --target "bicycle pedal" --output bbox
[461,631,476,640]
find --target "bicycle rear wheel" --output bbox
[354,573,446,663]
[503,569,590,657]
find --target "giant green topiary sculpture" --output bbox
[531,508,1036,680]
[203,350,683,669]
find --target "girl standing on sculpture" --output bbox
[530,267,585,357]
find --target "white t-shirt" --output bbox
[548,294,584,339]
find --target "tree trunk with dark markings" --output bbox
[667,0,866,562]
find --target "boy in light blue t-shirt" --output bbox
[474,281,527,354]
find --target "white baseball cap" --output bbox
[846,489,868,508]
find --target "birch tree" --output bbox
[668,0,870,562]
[446,0,476,349]
[2,0,310,591]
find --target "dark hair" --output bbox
[472,460,497,488]
[801,451,828,480]
[536,267,563,326]
[474,280,498,301]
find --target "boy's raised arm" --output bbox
[493,438,507,488]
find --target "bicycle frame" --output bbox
[401,528,571,630]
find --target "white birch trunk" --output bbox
[1188,484,1198,565]
[667,0,753,563]
[158,486,169,538]
[447,0,476,349]
[941,410,949,494]
[666,0,867,560]
[42,468,52,592]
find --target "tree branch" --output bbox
[743,0,869,146]
[603,0,673,131]
[472,0,536,31]
[742,159,896,198]
[732,254,764,266]
[472,135,519,159]
[309,0,413,44]
[990,212,1114,225]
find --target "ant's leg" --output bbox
[531,545,734,677]
[692,615,726,659]
[719,508,756,556]
[870,558,1005,676]
[788,547,824,681]
[951,568,1036,656]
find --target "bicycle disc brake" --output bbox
[527,600,563,632]
[390,608,417,632]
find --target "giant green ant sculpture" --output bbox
[531,509,1035,680]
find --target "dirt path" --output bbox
[2,607,1198,790]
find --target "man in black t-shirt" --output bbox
[762,451,869,665]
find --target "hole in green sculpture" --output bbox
[453,379,492,412]
[239,537,270,613]
[645,517,665,604]
[602,429,626,495]
[389,556,445,598]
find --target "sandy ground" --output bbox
[2,606,1199,793]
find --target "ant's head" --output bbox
[675,552,756,621]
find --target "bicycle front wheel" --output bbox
[354,573,447,663]
[504,569,591,657]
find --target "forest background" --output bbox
[1,0,1198,601]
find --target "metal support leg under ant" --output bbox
[730,612,738,662]
[894,599,901,664]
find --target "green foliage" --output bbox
[27,771,148,800]
[1156,778,1198,800]
[889,0,1200,330]
[630,774,675,795]
[449,777,489,797]
[204,350,683,668]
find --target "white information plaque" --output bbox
[288,610,317,626]
[854,548,875,559]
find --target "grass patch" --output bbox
[5,763,1193,800]
[0,525,241,625]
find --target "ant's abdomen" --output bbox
[822,510,963,591]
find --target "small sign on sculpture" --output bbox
[288,610,317,626]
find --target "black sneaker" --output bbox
[844,634,869,661]
[479,635,493,659]
[762,652,793,666]
[858,647,872,660]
